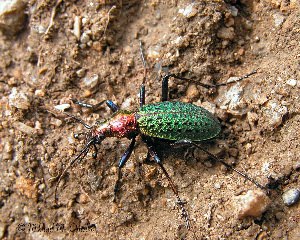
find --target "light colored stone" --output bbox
[0,0,27,35]
[54,103,71,111]
[233,190,270,219]
[286,79,297,87]
[282,188,300,206]
[9,87,30,110]
[13,121,37,135]
[178,3,197,18]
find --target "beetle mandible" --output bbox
[54,43,266,230]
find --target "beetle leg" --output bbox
[71,99,119,112]
[161,70,257,100]
[113,137,136,202]
[139,84,145,107]
[143,151,156,165]
[105,100,119,112]
[161,75,170,101]
[161,74,202,101]
[143,139,191,230]
[92,144,98,159]
[172,140,269,194]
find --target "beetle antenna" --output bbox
[54,139,94,205]
[64,112,92,129]
[139,40,147,84]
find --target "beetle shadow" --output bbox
[146,138,225,166]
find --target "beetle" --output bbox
[54,48,266,229]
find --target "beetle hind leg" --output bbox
[143,138,191,230]
[160,70,257,101]
[172,139,269,194]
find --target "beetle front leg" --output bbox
[113,137,136,202]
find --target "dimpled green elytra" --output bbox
[136,101,221,141]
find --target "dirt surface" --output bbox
[0,0,300,239]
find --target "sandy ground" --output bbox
[0,0,299,239]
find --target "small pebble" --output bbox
[73,15,81,40]
[243,20,253,30]
[273,13,285,27]
[82,74,99,89]
[54,103,71,111]
[80,32,90,44]
[237,48,245,56]
[172,36,183,46]
[229,6,238,16]
[262,100,288,128]
[121,97,134,109]
[2,141,13,160]
[110,203,117,214]
[77,193,89,204]
[225,17,235,27]
[220,83,246,116]
[83,89,92,97]
[34,120,43,134]
[76,68,86,78]
[282,188,300,206]
[38,183,45,191]
[13,121,37,135]
[50,118,62,127]
[14,176,38,199]
[217,27,235,40]
[81,17,88,26]
[186,84,199,100]
[9,87,30,110]
[147,45,161,59]
[245,143,252,155]
[286,78,297,87]
[178,3,197,18]
[233,190,270,219]
[34,89,45,97]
